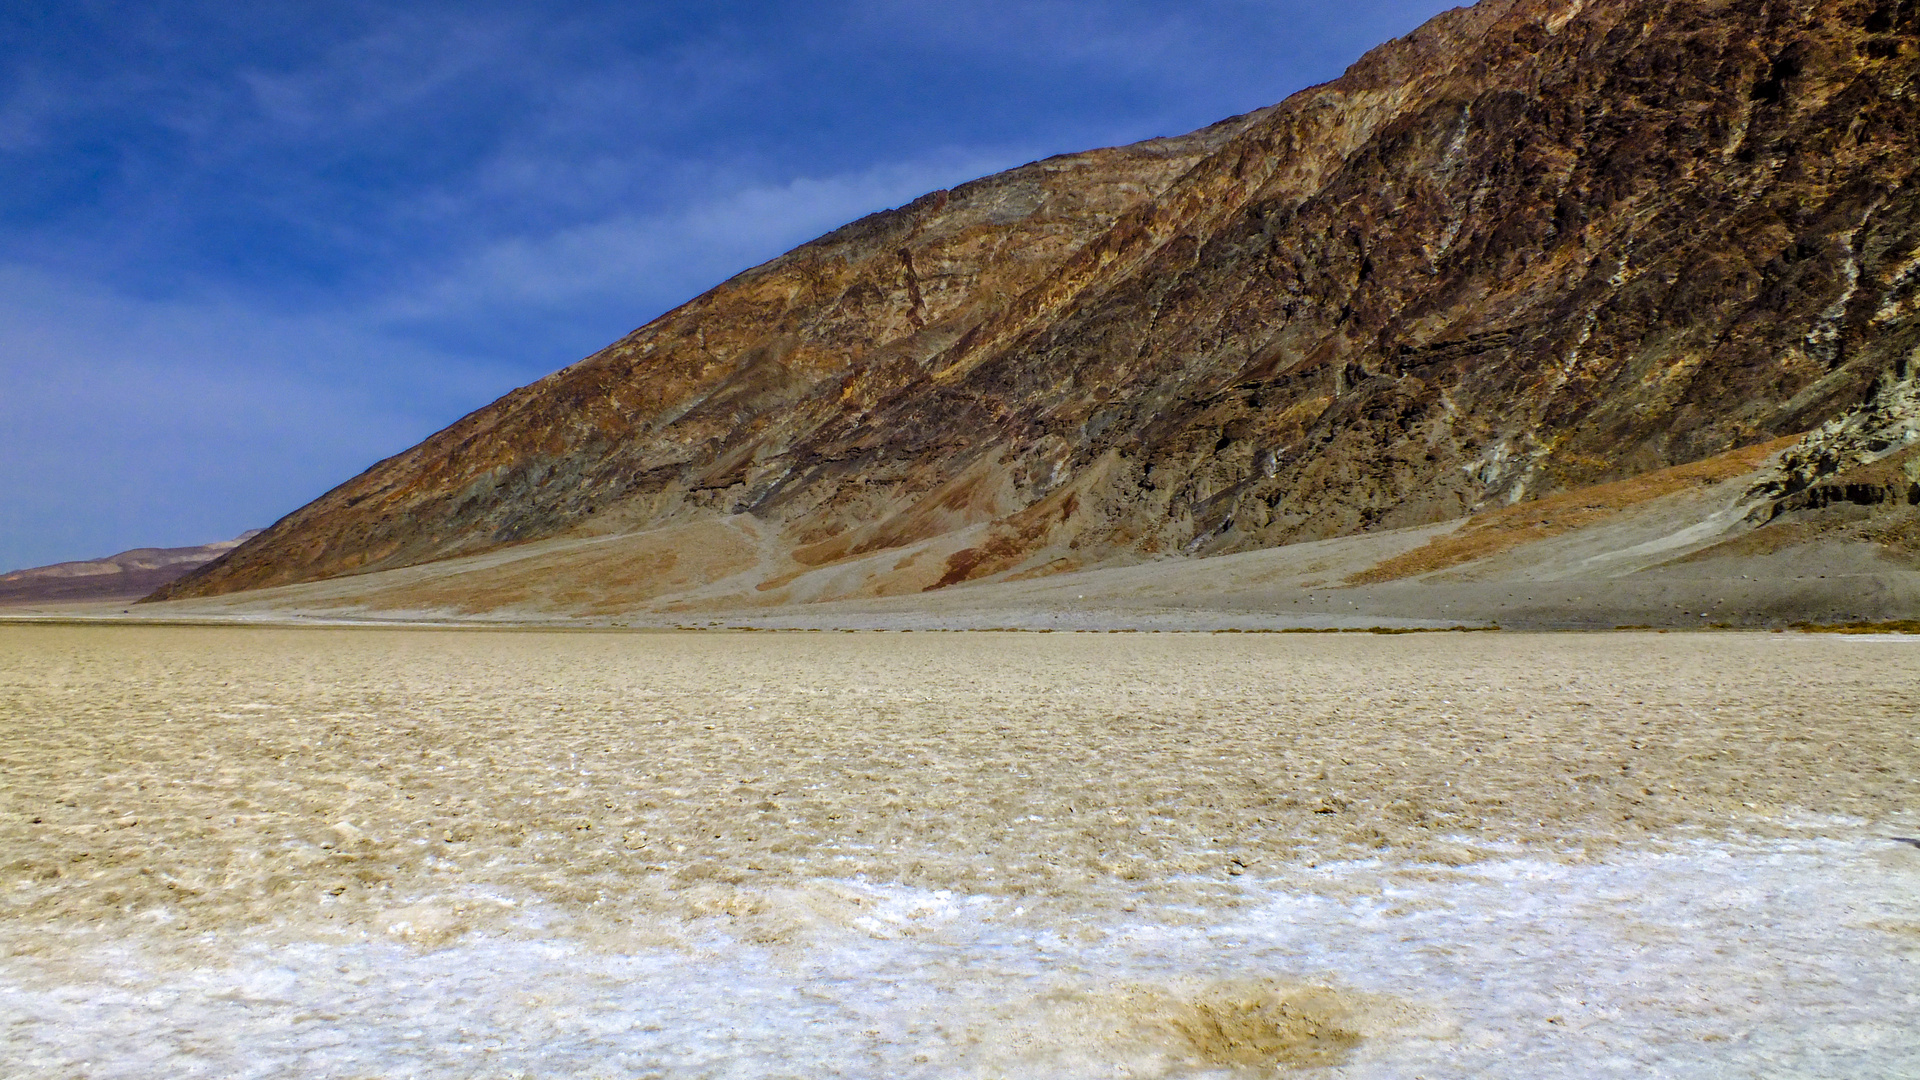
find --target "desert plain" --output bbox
[1,622,1916,1078]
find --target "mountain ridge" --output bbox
[155,0,1920,607]
[2,532,260,606]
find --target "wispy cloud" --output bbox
[0,263,517,569]
[0,152,1016,570]
[0,0,1461,570]
[376,148,1034,355]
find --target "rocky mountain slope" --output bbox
[3,533,259,606]
[156,0,1920,607]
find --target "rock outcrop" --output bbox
[156,0,1920,604]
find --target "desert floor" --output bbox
[1,625,1916,1077]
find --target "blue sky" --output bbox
[0,0,1457,571]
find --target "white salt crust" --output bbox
[4,627,1916,1076]
[4,835,1915,1079]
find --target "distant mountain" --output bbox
[156,0,1920,608]
[3,533,261,605]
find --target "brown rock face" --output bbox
[157,0,1920,604]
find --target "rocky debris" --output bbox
[157,0,1920,604]
[1738,443,1920,564]
[1735,352,1920,549]
[1754,353,1920,500]
[1769,472,1920,518]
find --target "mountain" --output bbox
[153,0,1920,615]
[2,533,261,606]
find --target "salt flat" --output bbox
[2,626,1916,1077]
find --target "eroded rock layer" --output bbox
[158,0,1920,602]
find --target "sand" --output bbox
[2,625,1917,1077]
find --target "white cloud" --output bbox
[846,0,1193,70]
[0,0,1468,572]
[238,25,504,133]
[377,149,1028,336]
[0,68,63,153]
[0,150,1032,571]
[0,263,521,570]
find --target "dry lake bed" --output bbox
[1,624,1916,1077]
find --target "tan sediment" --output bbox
[1162,983,1364,1069]
[1794,619,1920,634]
[2,624,1914,947]
[1345,437,1800,586]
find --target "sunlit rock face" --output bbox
[157,0,1920,602]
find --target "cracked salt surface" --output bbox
[4,626,1918,1076]
[5,835,1915,1078]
